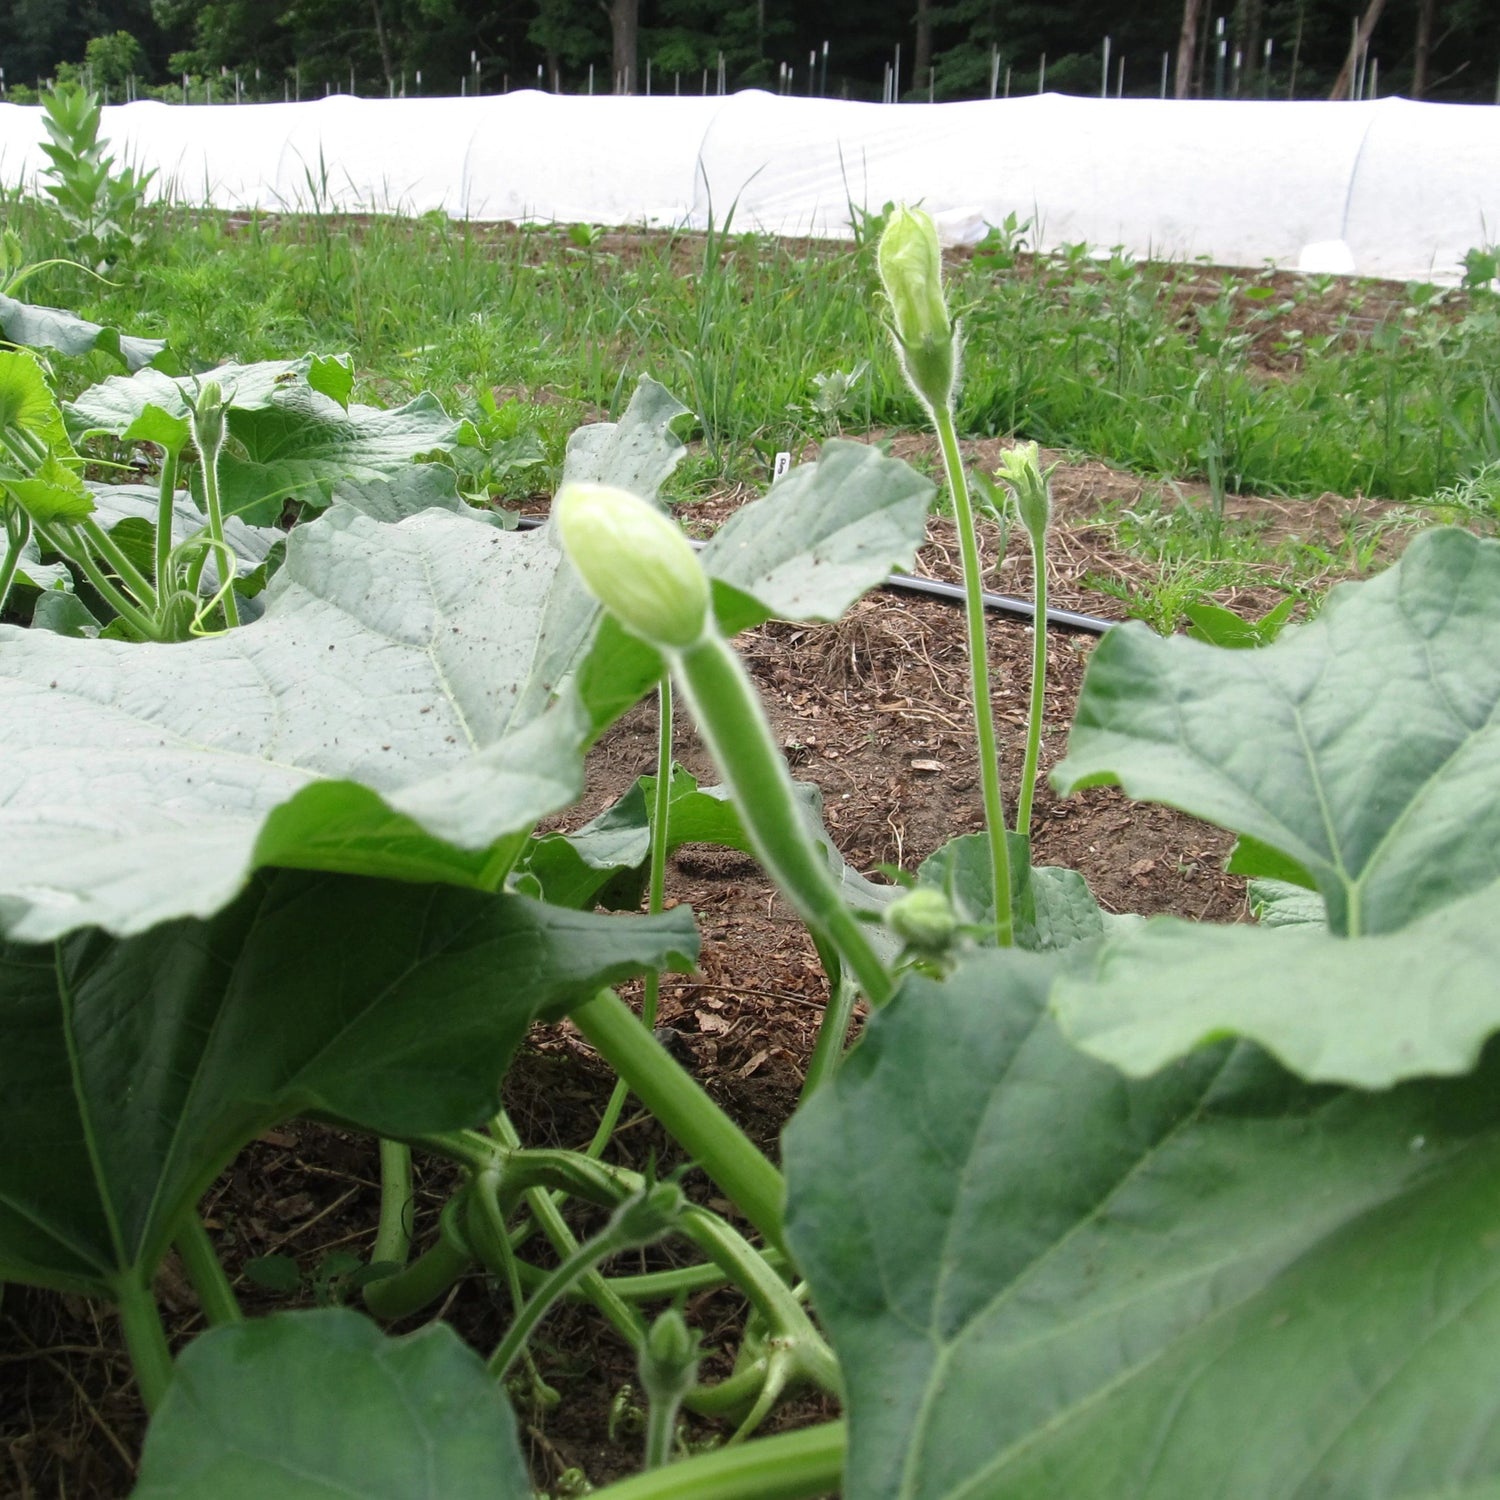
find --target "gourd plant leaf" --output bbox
[213,392,474,526]
[130,1309,531,1500]
[1,507,583,941]
[704,438,937,634]
[1048,527,1500,1087]
[66,355,355,440]
[0,868,697,1299]
[0,385,698,944]
[574,438,936,731]
[527,376,691,716]
[0,291,168,373]
[784,948,1500,1500]
[913,831,1113,951]
[522,767,896,928]
[1054,878,1500,1086]
[68,354,451,528]
[0,347,74,452]
[1052,528,1500,937]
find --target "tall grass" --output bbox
[7,193,1500,503]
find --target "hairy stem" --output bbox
[589,1421,846,1500]
[174,1212,242,1326]
[798,933,858,1102]
[674,630,893,1005]
[153,446,180,590]
[570,989,788,1255]
[114,1275,174,1413]
[0,508,30,617]
[588,680,676,1161]
[197,439,239,628]
[1015,524,1049,840]
[932,403,1014,944]
[371,1139,413,1268]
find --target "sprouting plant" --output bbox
[36,83,155,270]
[995,441,1055,839]
[876,203,1015,944]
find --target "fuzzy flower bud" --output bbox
[190,380,227,458]
[884,886,960,955]
[555,482,710,650]
[609,1179,687,1250]
[996,442,1052,543]
[639,1307,702,1409]
[877,205,957,412]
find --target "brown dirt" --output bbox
[3,455,1364,1498]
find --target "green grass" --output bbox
[8,194,1500,513]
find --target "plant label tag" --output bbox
[772,451,791,484]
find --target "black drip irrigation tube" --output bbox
[516,513,1115,637]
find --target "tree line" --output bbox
[0,1,1493,105]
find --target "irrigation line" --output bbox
[516,514,1114,635]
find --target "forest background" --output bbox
[0,0,1492,110]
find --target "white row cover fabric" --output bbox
[1,89,1496,283]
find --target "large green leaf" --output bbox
[1053,877,1500,1086]
[0,347,72,452]
[912,830,1112,951]
[785,949,1500,1500]
[0,505,589,940]
[215,392,473,525]
[1049,527,1500,1086]
[0,869,696,1298]
[1,391,696,943]
[704,438,937,632]
[1052,527,1500,938]
[0,292,167,372]
[67,355,355,440]
[132,1309,529,1500]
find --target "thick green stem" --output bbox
[77,517,158,613]
[673,630,894,1006]
[1015,527,1049,840]
[680,1208,837,1393]
[488,1114,646,1350]
[588,680,676,1162]
[644,1389,679,1469]
[174,1212,242,1326]
[798,933,857,1102]
[363,1199,473,1321]
[486,1206,647,1381]
[371,1138,413,1268]
[114,1276,174,1413]
[932,404,1015,945]
[515,1248,789,1303]
[153,446,180,589]
[0,508,30,616]
[197,441,239,628]
[571,989,788,1255]
[38,520,162,639]
[589,1421,846,1500]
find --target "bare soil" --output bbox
[2,449,1382,1499]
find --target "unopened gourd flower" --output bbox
[877,204,957,413]
[554,482,709,650]
[996,441,1053,543]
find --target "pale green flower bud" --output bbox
[555,482,710,650]
[609,1178,687,1250]
[996,441,1052,543]
[877,205,957,412]
[639,1306,702,1408]
[190,379,227,458]
[884,886,960,955]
